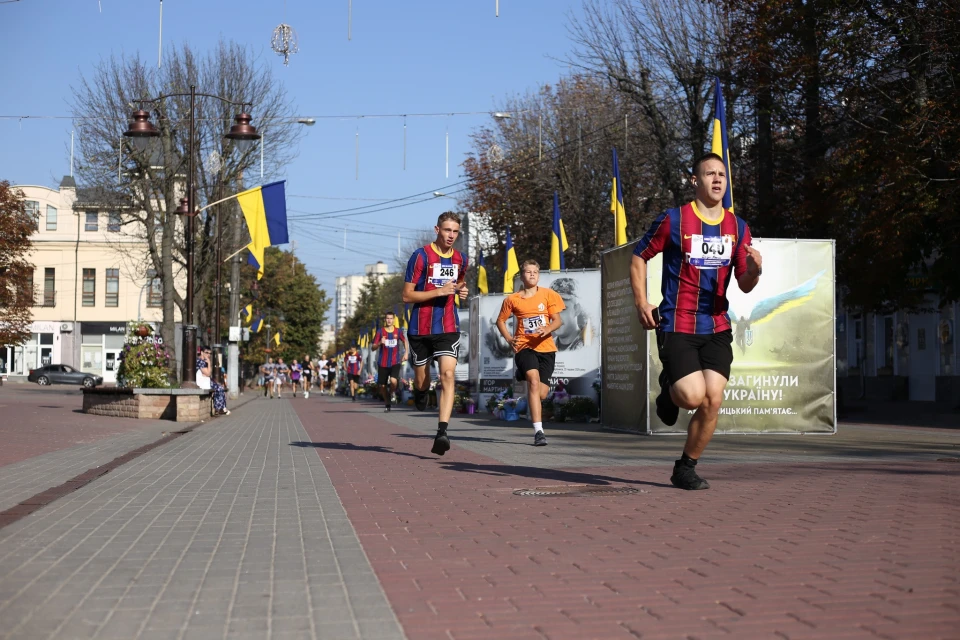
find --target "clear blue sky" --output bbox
[0,0,584,319]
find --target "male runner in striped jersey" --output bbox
[372,311,409,412]
[631,153,763,490]
[402,212,468,456]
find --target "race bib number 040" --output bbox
[687,234,733,269]
[523,315,547,334]
[429,263,459,287]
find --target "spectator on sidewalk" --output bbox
[197,346,229,416]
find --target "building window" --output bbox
[107,212,122,232]
[105,269,119,307]
[22,267,35,306]
[82,268,96,307]
[46,205,57,231]
[24,201,39,230]
[43,268,55,307]
[146,269,162,308]
[85,211,98,232]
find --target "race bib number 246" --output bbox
[429,263,459,286]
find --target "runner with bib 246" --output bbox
[630,152,763,491]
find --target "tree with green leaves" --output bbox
[0,181,34,350]
[240,247,330,371]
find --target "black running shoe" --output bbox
[670,461,710,490]
[384,404,391,413]
[414,387,427,411]
[431,432,450,456]
[656,369,680,426]
[351,395,356,402]
[534,431,548,447]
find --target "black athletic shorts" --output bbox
[657,329,734,383]
[304,371,312,381]
[327,371,336,381]
[377,364,401,386]
[347,373,361,384]
[514,349,556,382]
[407,332,460,366]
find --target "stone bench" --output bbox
[82,388,212,422]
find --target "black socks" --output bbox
[438,421,448,435]
[679,452,697,466]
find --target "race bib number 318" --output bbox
[688,235,733,269]
[523,315,547,334]
[428,263,459,287]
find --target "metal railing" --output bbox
[32,289,56,308]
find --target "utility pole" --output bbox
[227,171,244,399]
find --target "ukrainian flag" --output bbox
[711,78,734,211]
[251,315,264,334]
[477,250,489,294]
[503,228,519,293]
[550,192,569,271]
[240,303,253,325]
[238,180,289,280]
[611,148,627,246]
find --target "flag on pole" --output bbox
[711,78,734,211]
[611,148,628,246]
[503,228,519,293]
[273,331,281,347]
[477,250,489,294]
[238,180,289,280]
[550,191,569,270]
[240,303,253,325]
[251,315,264,333]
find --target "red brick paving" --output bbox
[0,386,167,467]
[295,398,960,640]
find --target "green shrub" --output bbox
[116,322,173,388]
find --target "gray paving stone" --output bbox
[0,399,405,640]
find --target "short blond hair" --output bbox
[521,259,540,271]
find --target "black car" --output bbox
[28,364,103,388]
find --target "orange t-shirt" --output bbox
[497,287,566,353]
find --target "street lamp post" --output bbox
[124,85,259,387]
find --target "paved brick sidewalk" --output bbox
[0,386,174,513]
[294,397,960,640]
[0,398,403,640]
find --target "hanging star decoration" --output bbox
[271,23,299,66]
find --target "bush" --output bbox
[557,395,598,422]
[116,322,173,388]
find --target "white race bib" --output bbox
[688,234,733,269]
[383,338,398,348]
[428,262,459,287]
[522,315,547,334]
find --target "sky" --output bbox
[0,0,585,322]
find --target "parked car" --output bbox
[27,365,103,388]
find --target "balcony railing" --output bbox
[32,289,56,308]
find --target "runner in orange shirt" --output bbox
[496,259,565,446]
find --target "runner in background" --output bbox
[345,346,362,402]
[303,354,315,399]
[372,311,408,412]
[496,259,564,446]
[401,212,468,456]
[290,359,303,398]
[274,358,289,399]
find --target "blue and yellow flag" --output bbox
[240,303,253,325]
[251,315,264,334]
[611,148,627,246]
[273,331,281,347]
[239,180,288,280]
[711,78,734,211]
[550,192,569,271]
[503,227,519,293]
[477,250,489,294]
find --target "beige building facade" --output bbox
[2,177,179,383]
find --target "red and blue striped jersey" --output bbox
[634,201,752,335]
[375,327,404,368]
[345,353,362,375]
[404,244,468,335]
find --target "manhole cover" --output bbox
[513,485,640,497]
